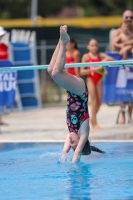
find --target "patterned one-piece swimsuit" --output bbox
[66,82,89,134]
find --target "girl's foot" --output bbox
[118,120,125,124]
[60,25,70,44]
[118,115,126,124]
[93,124,102,130]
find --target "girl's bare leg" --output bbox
[93,80,102,129]
[87,78,100,129]
[48,39,60,73]
[47,26,85,96]
[96,80,102,113]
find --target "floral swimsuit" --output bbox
[66,82,89,134]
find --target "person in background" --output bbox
[0,26,9,125]
[112,10,133,124]
[112,10,133,52]
[113,22,133,59]
[0,26,8,59]
[80,38,114,130]
[66,37,81,77]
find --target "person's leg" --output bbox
[96,79,102,114]
[87,78,99,129]
[0,115,8,126]
[119,105,132,124]
[119,46,132,123]
[48,39,60,73]
[47,26,85,96]
[128,106,133,121]
[119,111,126,124]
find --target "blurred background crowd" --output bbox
[0,0,133,129]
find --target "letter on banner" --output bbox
[116,68,133,88]
[0,71,17,106]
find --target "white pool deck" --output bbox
[0,104,133,142]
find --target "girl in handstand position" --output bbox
[47,25,104,164]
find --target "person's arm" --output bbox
[123,38,133,46]
[72,132,89,163]
[60,134,71,163]
[80,54,90,75]
[100,53,115,61]
[111,29,122,50]
[112,35,124,50]
[73,50,81,77]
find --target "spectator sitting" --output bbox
[112,10,133,52]
[113,22,133,60]
[112,10,133,124]
[0,26,9,125]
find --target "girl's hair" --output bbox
[69,37,79,50]
[82,140,105,155]
[82,140,91,155]
[73,139,105,155]
[88,38,98,45]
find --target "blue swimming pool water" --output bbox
[0,142,133,200]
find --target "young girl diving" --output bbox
[47,26,104,164]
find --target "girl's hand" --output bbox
[72,152,81,163]
[80,68,90,75]
[89,66,101,72]
[59,151,68,163]
[125,67,130,72]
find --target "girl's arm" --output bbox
[72,119,90,163]
[62,134,71,153]
[80,54,91,75]
[72,132,89,163]
[73,50,81,77]
[100,53,115,61]
[60,134,71,163]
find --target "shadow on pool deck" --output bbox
[0,104,132,141]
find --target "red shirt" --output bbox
[66,52,76,76]
[0,43,8,60]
